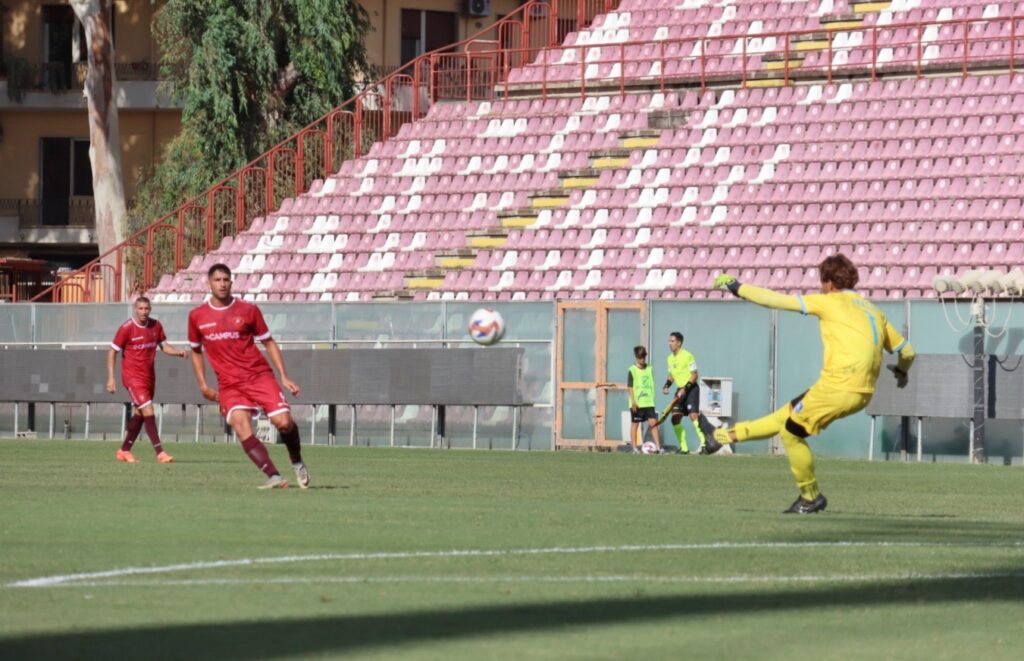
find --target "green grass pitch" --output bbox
[1,440,1022,660]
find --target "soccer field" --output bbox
[0,440,1021,660]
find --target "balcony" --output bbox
[0,198,96,245]
[0,59,179,110]
[1,60,156,93]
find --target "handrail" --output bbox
[33,0,618,303]
[485,14,1023,96]
[33,5,1022,303]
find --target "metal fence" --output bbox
[0,301,555,450]
[0,198,97,229]
[2,298,1023,462]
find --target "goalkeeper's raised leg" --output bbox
[710,255,916,514]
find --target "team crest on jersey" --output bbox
[233,317,245,327]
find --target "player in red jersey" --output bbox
[107,296,188,463]
[187,263,309,489]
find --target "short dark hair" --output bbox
[208,263,232,279]
[819,254,859,290]
[634,345,647,360]
[134,296,151,306]
[669,332,683,344]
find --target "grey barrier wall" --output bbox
[1,299,1022,461]
[0,302,552,449]
[870,354,1024,420]
[0,349,524,406]
[988,354,1024,421]
[866,353,1024,462]
[868,355,974,418]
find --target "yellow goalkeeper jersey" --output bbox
[739,285,912,394]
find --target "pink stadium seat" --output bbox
[150,0,1024,305]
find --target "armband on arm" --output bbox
[664,379,673,390]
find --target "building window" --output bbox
[400,8,457,65]
[40,137,93,226]
[42,4,87,90]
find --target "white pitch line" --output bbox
[24,571,1024,589]
[7,540,1024,589]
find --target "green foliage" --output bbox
[131,0,370,230]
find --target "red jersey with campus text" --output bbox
[111,318,166,385]
[188,298,274,387]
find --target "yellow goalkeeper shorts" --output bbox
[789,382,872,437]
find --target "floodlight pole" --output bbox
[970,298,986,464]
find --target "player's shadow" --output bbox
[2,570,1022,659]
[761,516,1024,544]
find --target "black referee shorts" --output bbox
[671,385,700,415]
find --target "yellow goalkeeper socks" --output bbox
[672,422,686,449]
[693,421,706,448]
[780,427,821,501]
[734,405,790,441]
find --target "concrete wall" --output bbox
[0,110,182,200]
[2,0,520,74]
[360,0,524,71]
[2,0,160,64]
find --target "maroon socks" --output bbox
[143,416,163,454]
[121,413,144,451]
[241,435,279,477]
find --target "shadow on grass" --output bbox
[3,572,1022,659]
[762,515,1024,544]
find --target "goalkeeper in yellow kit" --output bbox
[713,254,916,514]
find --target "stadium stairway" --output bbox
[429,73,1024,301]
[150,90,704,302]
[148,0,1024,303]
[506,0,1024,90]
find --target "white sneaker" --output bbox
[257,474,288,490]
[293,463,310,489]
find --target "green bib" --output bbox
[628,364,655,408]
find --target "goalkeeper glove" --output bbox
[713,273,742,296]
[887,365,909,389]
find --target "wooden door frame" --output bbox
[555,300,647,450]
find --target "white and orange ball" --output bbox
[468,308,506,346]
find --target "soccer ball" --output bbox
[641,440,660,455]
[468,308,505,346]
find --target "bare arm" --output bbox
[190,348,218,402]
[161,342,188,358]
[106,349,118,393]
[263,338,301,396]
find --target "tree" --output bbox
[134,0,370,222]
[69,0,128,264]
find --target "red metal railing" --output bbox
[34,0,617,302]
[434,14,1024,99]
[34,6,1024,302]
